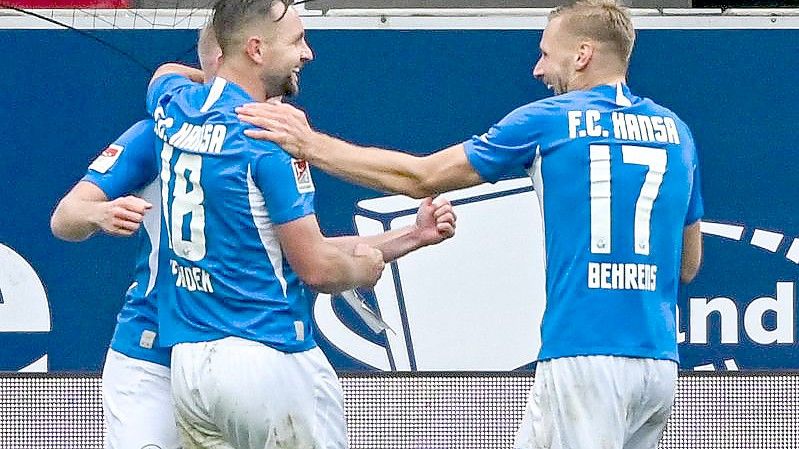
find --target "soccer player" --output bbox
[146,1,457,448]
[49,26,222,449]
[235,1,703,448]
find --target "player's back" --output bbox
[82,120,171,366]
[530,83,702,362]
[148,75,317,352]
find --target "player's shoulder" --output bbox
[128,118,155,132]
[207,102,283,156]
[148,73,198,105]
[637,97,695,141]
[217,83,291,155]
[164,77,286,157]
[114,119,156,147]
[209,113,286,160]
[495,96,567,128]
[631,93,688,125]
[636,97,676,118]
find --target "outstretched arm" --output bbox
[236,102,484,198]
[328,196,456,262]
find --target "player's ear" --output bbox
[575,40,594,70]
[245,35,265,64]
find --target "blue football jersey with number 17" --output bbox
[146,74,317,353]
[464,82,703,363]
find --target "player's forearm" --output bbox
[680,221,703,283]
[327,226,424,263]
[278,216,382,293]
[304,244,379,293]
[308,134,436,199]
[680,254,701,284]
[50,197,102,242]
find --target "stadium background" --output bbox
[0,2,797,447]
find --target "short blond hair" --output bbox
[197,23,219,72]
[550,0,635,65]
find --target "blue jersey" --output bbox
[82,120,169,366]
[464,83,703,363]
[147,75,317,352]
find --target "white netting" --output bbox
[0,0,332,30]
[0,6,212,29]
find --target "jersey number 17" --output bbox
[588,144,667,256]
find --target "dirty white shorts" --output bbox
[170,337,346,449]
[515,355,677,449]
[102,348,181,449]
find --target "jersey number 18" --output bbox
[160,143,207,261]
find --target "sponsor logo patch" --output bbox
[291,158,315,194]
[88,144,124,174]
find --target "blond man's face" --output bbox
[532,17,578,95]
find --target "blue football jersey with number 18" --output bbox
[464,83,703,363]
[146,74,317,353]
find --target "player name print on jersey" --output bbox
[588,262,658,291]
[170,260,214,293]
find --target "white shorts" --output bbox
[102,348,181,449]
[170,337,346,449]
[514,355,677,449]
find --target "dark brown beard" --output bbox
[283,76,298,97]
[263,72,297,98]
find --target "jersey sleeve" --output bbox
[462,104,544,183]
[685,161,704,225]
[681,125,704,225]
[251,141,315,225]
[147,73,195,115]
[82,120,159,200]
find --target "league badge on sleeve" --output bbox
[291,158,315,194]
[88,144,124,174]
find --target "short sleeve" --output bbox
[147,73,194,115]
[681,125,704,225]
[251,142,315,225]
[685,161,704,225]
[82,120,159,200]
[462,104,544,183]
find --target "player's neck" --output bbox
[216,64,268,102]
[572,73,627,92]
